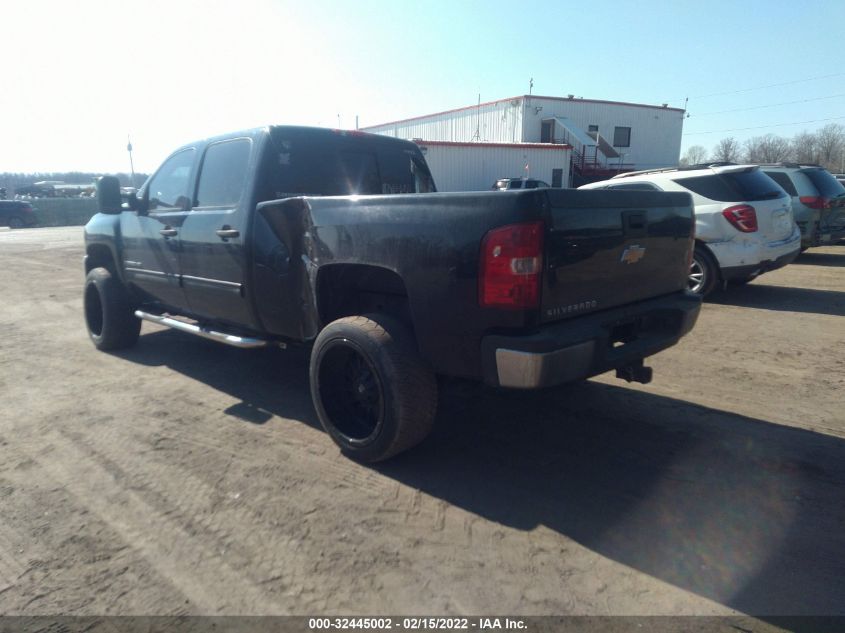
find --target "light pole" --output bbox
[127,135,136,188]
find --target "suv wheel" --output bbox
[84,267,141,350]
[8,216,24,229]
[689,246,719,296]
[309,313,437,462]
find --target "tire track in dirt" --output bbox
[53,425,327,608]
[14,430,287,614]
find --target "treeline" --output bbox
[681,123,845,172]
[0,171,149,195]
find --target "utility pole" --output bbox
[529,78,534,95]
[127,135,136,188]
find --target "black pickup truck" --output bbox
[84,126,701,461]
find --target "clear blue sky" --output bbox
[2,0,844,173]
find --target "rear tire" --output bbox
[84,267,141,350]
[689,245,719,296]
[8,216,24,229]
[309,314,437,462]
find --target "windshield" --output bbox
[803,168,845,198]
[674,169,785,202]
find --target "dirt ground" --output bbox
[0,226,843,617]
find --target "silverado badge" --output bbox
[620,245,646,264]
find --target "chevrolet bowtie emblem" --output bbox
[620,245,646,264]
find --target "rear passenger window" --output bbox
[195,138,251,208]
[764,172,798,196]
[674,170,784,202]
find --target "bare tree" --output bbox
[791,131,818,165]
[712,137,741,163]
[814,123,845,171]
[679,145,708,166]
[743,134,791,164]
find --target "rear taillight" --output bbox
[479,221,544,309]
[722,204,758,233]
[799,195,830,210]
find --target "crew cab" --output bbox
[84,126,701,461]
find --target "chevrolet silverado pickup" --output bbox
[84,126,701,461]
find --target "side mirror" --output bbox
[96,176,122,214]
[123,191,139,212]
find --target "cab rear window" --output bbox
[265,131,435,199]
[674,169,785,202]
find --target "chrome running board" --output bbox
[134,310,271,349]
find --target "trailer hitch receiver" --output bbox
[616,359,653,384]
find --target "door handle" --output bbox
[216,227,240,240]
[159,227,177,237]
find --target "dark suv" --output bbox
[0,201,38,228]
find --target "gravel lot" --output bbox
[0,226,843,617]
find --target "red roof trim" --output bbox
[414,140,572,151]
[362,95,685,129]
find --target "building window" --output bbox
[552,168,563,188]
[613,126,631,147]
[588,125,599,133]
[541,120,554,143]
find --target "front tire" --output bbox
[84,267,141,350]
[8,216,24,229]
[689,245,719,296]
[309,314,437,462]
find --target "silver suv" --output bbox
[759,164,845,249]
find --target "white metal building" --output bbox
[416,140,572,191]
[363,95,685,186]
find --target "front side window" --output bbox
[147,149,195,211]
[613,126,631,147]
[195,139,252,208]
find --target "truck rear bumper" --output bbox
[481,292,701,389]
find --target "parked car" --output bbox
[579,164,801,295]
[83,125,701,462]
[0,200,38,228]
[492,178,550,190]
[759,164,845,249]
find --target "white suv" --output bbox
[579,164,801,295]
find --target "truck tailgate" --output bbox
[541,189,694,323]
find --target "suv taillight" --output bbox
[722,204,758,233]
[479,221,544,309]
[799,195,830,210]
